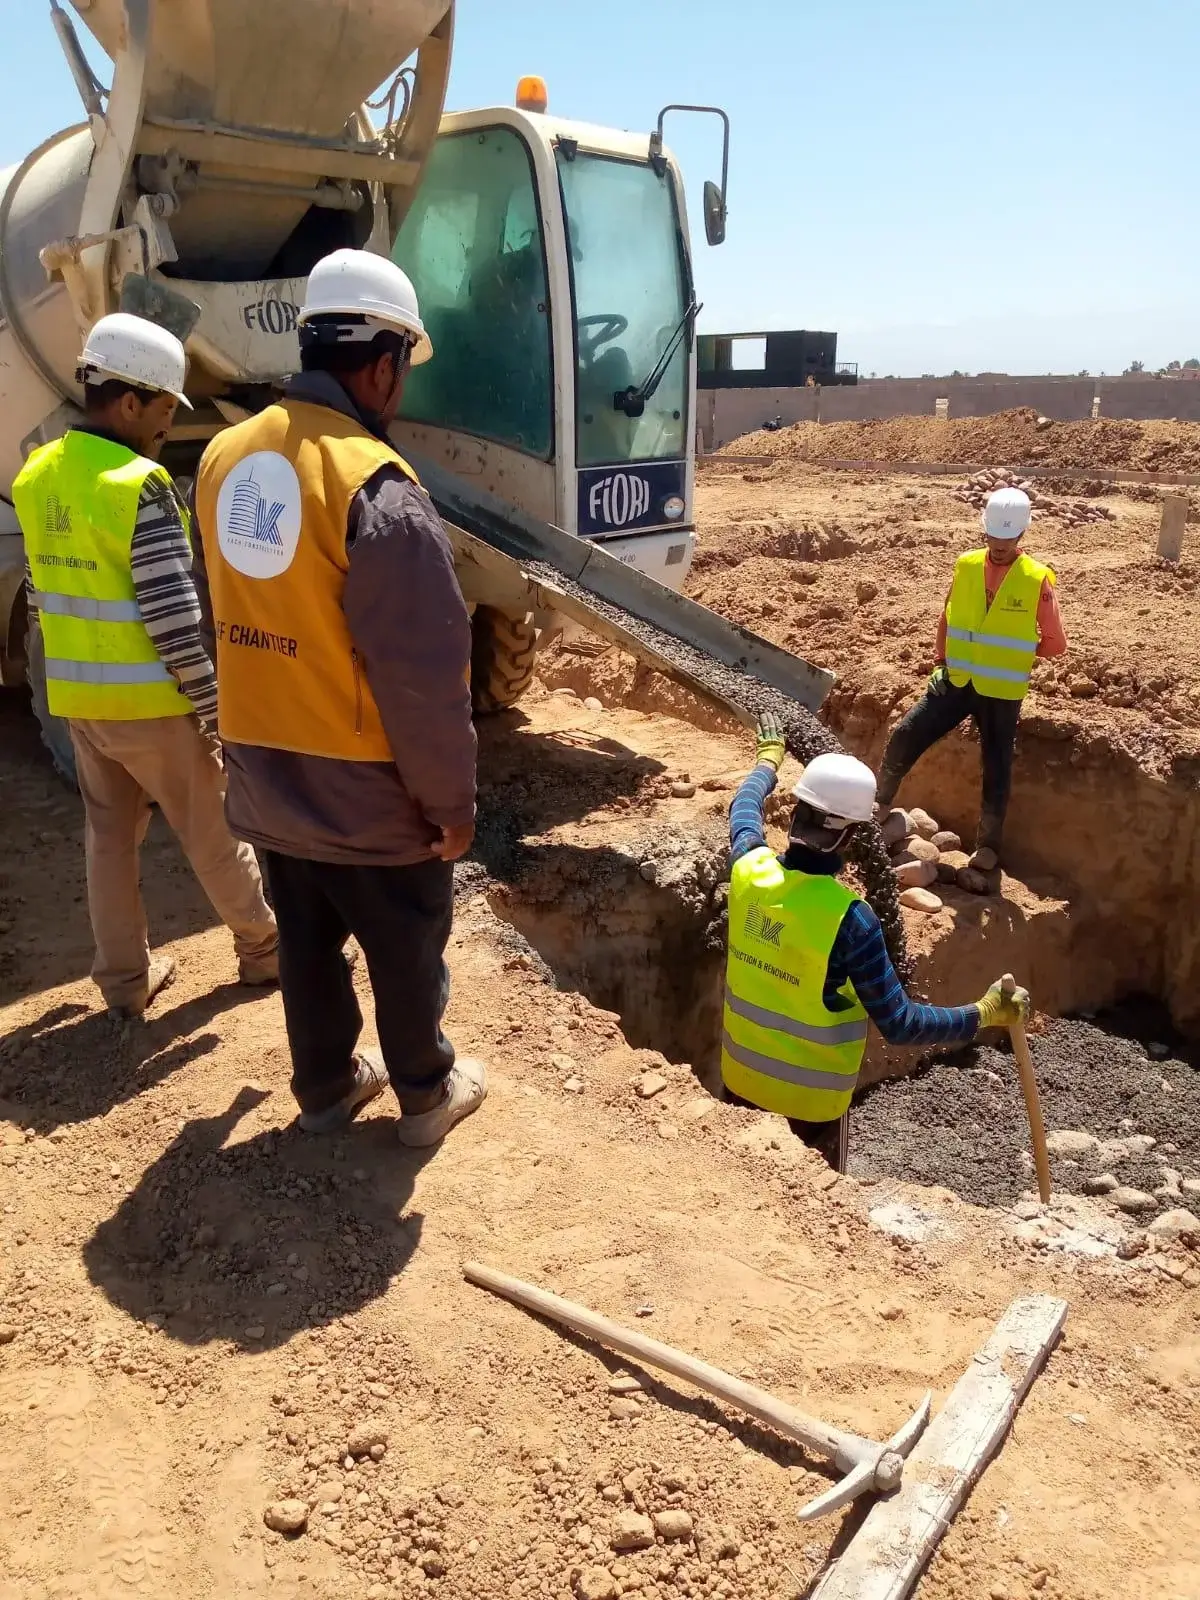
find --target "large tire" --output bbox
[471,607,539,714]
[26,619,78,787]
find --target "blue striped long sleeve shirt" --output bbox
[729,764,980,1048]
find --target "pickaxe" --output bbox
[464,1261,930,1521]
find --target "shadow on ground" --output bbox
[0,984,276,1133]
[84,1087,432,1351]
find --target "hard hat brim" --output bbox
[80,361,193,409]
[790,777,875,825]
[297,304,434,365]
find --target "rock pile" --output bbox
[880,804,997,914]
[953,466,1116,528]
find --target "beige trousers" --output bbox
[68,715,279,1010]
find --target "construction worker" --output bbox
[192,249,485,1147]
[875,487,1068,868]
[724,713,1030,1171]
[12,313,279,1019]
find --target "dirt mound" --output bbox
[722,408,1200,475]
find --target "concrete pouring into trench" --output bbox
[474,665,1200,1223]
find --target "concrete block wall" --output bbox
[702,374,1200,452]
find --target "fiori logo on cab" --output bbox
[588,472,652,530]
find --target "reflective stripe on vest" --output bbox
[724,988,868,1048]
[943,549,1054,703]
[45,657,172,686]
[13,431,193,721]
[722,1031,863,1092]
[722,847,868,1123]
[31,591,144,623]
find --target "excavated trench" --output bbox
[474,662,1200,1219]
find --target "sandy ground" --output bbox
[2,681,1199,1600]
[692,434,1200,767]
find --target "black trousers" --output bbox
[262,852,455,1117]
[876,679,1022,853]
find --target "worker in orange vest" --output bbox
[193,251,485,1147]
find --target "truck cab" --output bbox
[391,104,699,588]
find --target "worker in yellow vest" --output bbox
[192,250,485,1147]
[13,314,279,1018]
[875,487,1068,870]
[725,715,1029,1171]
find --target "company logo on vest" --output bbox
[216,451,303,579]
[745,903,785,948]
[44,495,71,535]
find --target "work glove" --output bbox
[755,710,787,772]
[975,978,1031,1030]
[928,664,950,696]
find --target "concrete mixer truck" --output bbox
[1,0,831,780]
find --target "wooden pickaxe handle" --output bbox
[1002,973,1052,1204]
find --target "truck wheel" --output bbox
[26,620,78,787]
[471,607,539,714]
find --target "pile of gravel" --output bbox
[852,1012,1199,1212]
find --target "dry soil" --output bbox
[2,676,1199,1600]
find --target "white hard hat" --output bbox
[792,752,877,826]
[982,486,1031,540]
[77,312,192,408]
[298,248,433,365]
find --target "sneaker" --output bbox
[107,956,176,1021]
[298,1049,387,1135]
[396,1057,488,1148]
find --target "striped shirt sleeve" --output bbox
[832,899,980,1046]
[729,763,778,863]
[129,478,217,724]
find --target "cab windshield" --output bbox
[557,151,690,469]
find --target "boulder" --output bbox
[931,830,962,852]
[879,809,912,849]
[957,867,991,896]
[905,836,940,864]
[1110,1187,1157,1215]
[908,807,939,839]
[895,858,938,890]
[611,1512,655,1552]
[899,887,943,914]
[1146,1208,1200,1242]
[1045,1130,1100,1158]
[936,849,970,883]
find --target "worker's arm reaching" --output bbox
[728,759,1028,1045]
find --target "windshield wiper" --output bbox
[614,299,701,419]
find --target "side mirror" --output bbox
[703,180,727,247]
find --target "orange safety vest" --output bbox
[194,401,422,760]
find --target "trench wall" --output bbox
[700,376,1200,451]
[832,693,1200,1038]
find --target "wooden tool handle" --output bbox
[464,1261,871,1468]
[1001,973,1052,1205]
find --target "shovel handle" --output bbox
[1002,973,1052,1204]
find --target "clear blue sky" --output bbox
[5,0,1196,376]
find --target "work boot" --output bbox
[107,957,177,1021]
[239,950,280,987]
[298,1049,387,1135]
[396,1057,488,1149]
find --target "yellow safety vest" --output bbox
[722,847,868,1122]
[194,401,422,762]
[944,548,1054,702]
[13,431,194,720]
